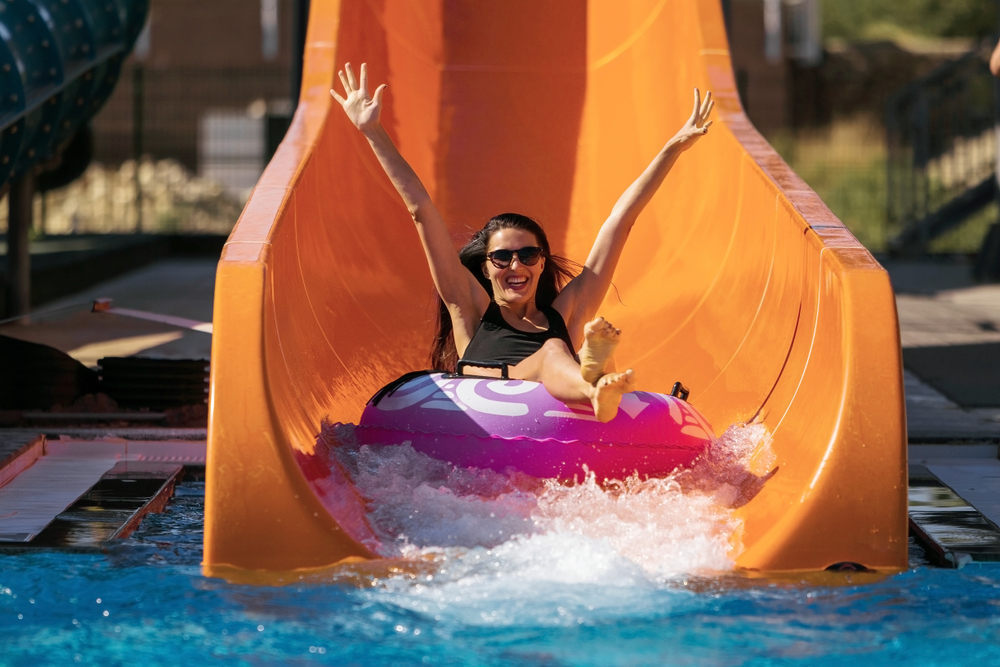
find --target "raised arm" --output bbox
[331,63,487,321]
[554,89,714,333]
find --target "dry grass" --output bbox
[0,159,245,237]
[769,117,890,251]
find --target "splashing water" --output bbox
[327,422,773,583]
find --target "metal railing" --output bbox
[886,49,997,254]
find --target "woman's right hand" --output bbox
[330,62,386,133]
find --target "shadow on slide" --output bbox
[204,0,907,575]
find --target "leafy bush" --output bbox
[824,0,998,42]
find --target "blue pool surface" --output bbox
[2,476,1000,667]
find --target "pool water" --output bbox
[3,429,1000,666]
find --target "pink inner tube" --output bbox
[354,373,716,481]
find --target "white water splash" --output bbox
[327,422,772,584]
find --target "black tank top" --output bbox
[461,301,576,366]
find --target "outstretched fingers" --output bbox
[673,87,715,147]
[338,68,353,95]
[332,62,376,108]
[345,62,358,91]
[700,91,714,120]
[331,62,386,131]
[688,89,714,134]
[693,90,713,126]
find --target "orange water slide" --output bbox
[204,0,907,576]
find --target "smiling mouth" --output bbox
[505,276,529,290]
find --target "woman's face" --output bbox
[484,227,545,308]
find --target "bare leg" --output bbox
[510,339,635,423]
[578,317,620,384]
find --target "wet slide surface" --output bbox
[205,0,906,575]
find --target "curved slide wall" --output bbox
[204,0,907,575]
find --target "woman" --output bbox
[331,63,713,422]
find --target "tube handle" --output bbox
[456,360,509,379]
[671,381,690,401]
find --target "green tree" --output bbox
[824,0,998,41]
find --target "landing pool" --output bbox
[2,437,998,666]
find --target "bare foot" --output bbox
[591,368,636,423]
[579,317,621,384]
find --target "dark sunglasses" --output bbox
[486,246,544,269]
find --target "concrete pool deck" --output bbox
[888,259,1000,445]
[0,258,215,367]
[885,258,1000,563]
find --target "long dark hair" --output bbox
[430,213,578,371]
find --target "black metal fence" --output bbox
[886,51,996,253]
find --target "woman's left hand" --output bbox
[670,88,713,151]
